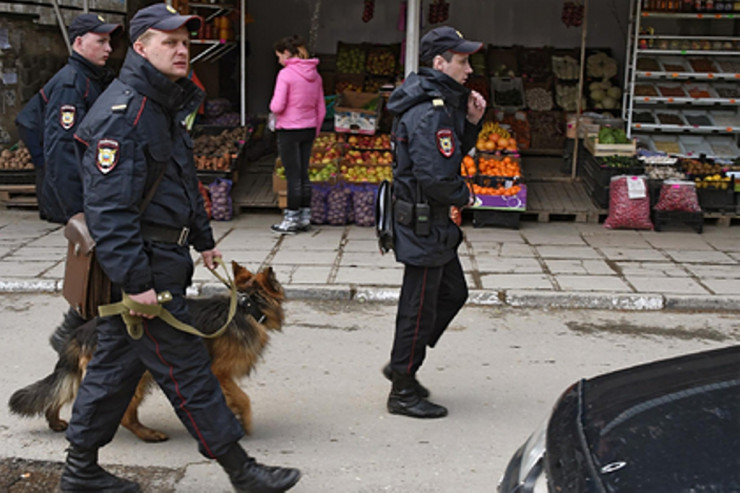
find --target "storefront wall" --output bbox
[247,0,631,113]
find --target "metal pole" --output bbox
[83,0,89,13]
[404,0,420,77]
[571,0,588,180]
[51,0,71,55]
[240,0,246,126]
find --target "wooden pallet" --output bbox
[524,179,604,223]
[0,184,38,209]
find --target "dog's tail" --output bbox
[49,308,87,354]
[8,355,81,419]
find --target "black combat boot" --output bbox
[217,442,301,493]
[387,371,448,419]
[59,444,141,492]
[382,363,430,398]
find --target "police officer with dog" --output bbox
[383,26,485,419]
[61,4,300,492]
[15,13,121,223]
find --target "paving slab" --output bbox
[663,249,736,264]
[480,273,553,290]
[554,275,631,292]
[599,247,667,262]
[475,257,543,274]
[614,261,690,277]
[544,259,615,276]
[625,276,710,295]
[534,245,601,260]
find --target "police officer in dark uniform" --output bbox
[383,27,486,419]
[61,5,300,492]
[15,14,121,224]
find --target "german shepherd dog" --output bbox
[8,262,284,443]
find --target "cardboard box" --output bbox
[334,91,383,135]
[272,172,286,193]
[277,190,287,209]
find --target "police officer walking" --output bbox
[16,14,121,355]
[383,27,485,419]
[15,13,121,224]
[61,4,300,492]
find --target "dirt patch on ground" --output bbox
[565,320,732,342]
[0,457,183,492]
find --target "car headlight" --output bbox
[499,417,549,493]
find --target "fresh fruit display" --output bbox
[469,180,522,197]
[343,165,393,183]
[366,49,396,76]
[561,1,584,27]
[694,174,732,190]
[502,114,531,149]
[476,155,521,178]
[476,121,518,153]
[335,80,363,93]
[194,153,231,171]
[310,134,344,164]
[0,143,33,170]
[344,149,394,165]
[309,163,338,182]
[493,87,524,108]
[347,133,391,150]
[598,155,640,168]
[460,155,476,177]
[525,86,553,111]
[362,0,374,22]
[336,44,366,74]
[681,159,724,176]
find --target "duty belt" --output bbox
[141,222,190,246]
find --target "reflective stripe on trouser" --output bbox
[66,295,244,458]
[391,255,468,375]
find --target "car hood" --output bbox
[546,345,740,492]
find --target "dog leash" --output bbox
[98,257,237,340]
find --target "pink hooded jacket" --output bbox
[269,57,326,134]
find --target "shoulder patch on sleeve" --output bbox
[96,138,120,174]
[436,129,455,158]
[432,98,445,107]
[60,105,76,130]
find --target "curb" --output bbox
[3,278,740,312]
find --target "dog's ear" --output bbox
[232,262,255,289]
[256,266,284,299]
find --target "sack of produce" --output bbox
[604,175,653,230]
[654,180,701,213]
[209,178,233,221]
[326,183,353,225]
[310,183,330,225]
[351,183,378,227]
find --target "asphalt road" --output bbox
[1,293,738,492]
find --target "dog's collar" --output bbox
[237,292,266,324]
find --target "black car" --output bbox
[499,345,740,493]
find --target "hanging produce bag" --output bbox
[208,178,233,221]
[326,183,353,225]
[310,183,330,225]
[604,175,653,230]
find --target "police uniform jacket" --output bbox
[38,52,113,223]
[386,67,479,267]
[75,48,214,295]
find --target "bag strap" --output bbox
[98,257,237,340]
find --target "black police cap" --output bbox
[129,3,202,44]
[68,13,122,44]
[419,26,482,62]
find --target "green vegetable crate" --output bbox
[584,135,637,157]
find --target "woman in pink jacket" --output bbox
[269,35,326,234]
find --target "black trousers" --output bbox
[391,255,468,376]
[277,128,315,211]
[66,293,244,459]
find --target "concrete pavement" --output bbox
[1,209,739,311]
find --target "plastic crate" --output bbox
[583,154,644,188]
[0,169,36,185]
[472,209,521,229]
[652,210,703,234]
[697,186,735,212]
